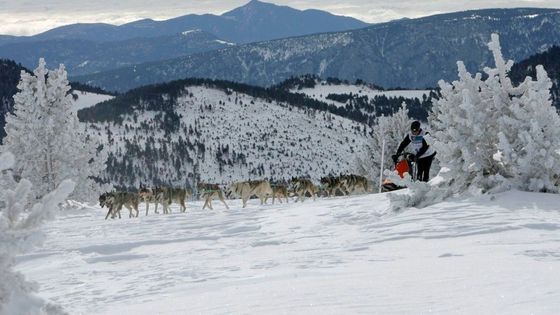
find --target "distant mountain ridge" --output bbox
[0,0,368,45]
[73,8,560,91]
[0,30,232,76]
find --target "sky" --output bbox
[0,0,559,36]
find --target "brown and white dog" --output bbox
[269,183,290,204]
[99,191,139,219]
[339,175,370,194]
[197,182,229,210]
[320,176,347,197]
[139,187,192,214]
[138,187,164,215]
[226,180,273,208]
[289,178,317,202]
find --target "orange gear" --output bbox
[395,159,410,178]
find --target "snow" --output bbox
[95,85,371,186]
[71,90,114,111]
[181,29,202,36]
[214,39,235,46]
[15,190,560,314]
[77,60,89,68]
[293,83,430,107]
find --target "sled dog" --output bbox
[160,187,192,213]
[139,187,192,214]
[100,191,139,219]
[226,180,273,208]
[270,183,289,204]
[197,183,229,210]
[139,187,165,215]
[290,178,317,202]
[340,175,370,194]
[320,176,347,197]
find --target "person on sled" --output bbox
[391,121,436,182]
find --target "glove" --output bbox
[391,154,398,164]
[412,154,419,163]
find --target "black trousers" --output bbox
[416,153,436,182]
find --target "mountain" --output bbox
[74,8,560,92]
[0,35,18,46]
[218,0,369,43]
[77,79,373,188]
[76,76,434,187]
[275,75,435,122]
[510,45,560,108]
[0,30,233,76]
[0,1,368,45]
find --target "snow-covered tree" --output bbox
[2,59,106,201]
[497,64,560,192]
[0,152,74,315]
[355,103,411,191]
[430,33,560,195]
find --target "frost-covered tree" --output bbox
[497,64,560,192]
[430,33,560,194]
[430,60,504,192]
[2,59,106,201]
[355,103,411,190]
[0,152,74,315]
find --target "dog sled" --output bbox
[381,152,417,192]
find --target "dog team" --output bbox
[99,175,371,219]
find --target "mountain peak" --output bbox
[222,0,292,19]
[241,0,271,8]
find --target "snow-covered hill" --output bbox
[81,82,372,187]
[292,80,430,108]
[16,190,560,314]
[71,90,114,111]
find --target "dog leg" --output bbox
[116,205,122,219]
[219,193,229,210]
[104,207,112,220]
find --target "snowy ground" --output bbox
[292,83,430,107]
[16,190,560,314]
[71,90,114,111]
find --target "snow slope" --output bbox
[16,190,560,314]
[91,85,371,187]
[293,82,430,108]
[71,90,114,111]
